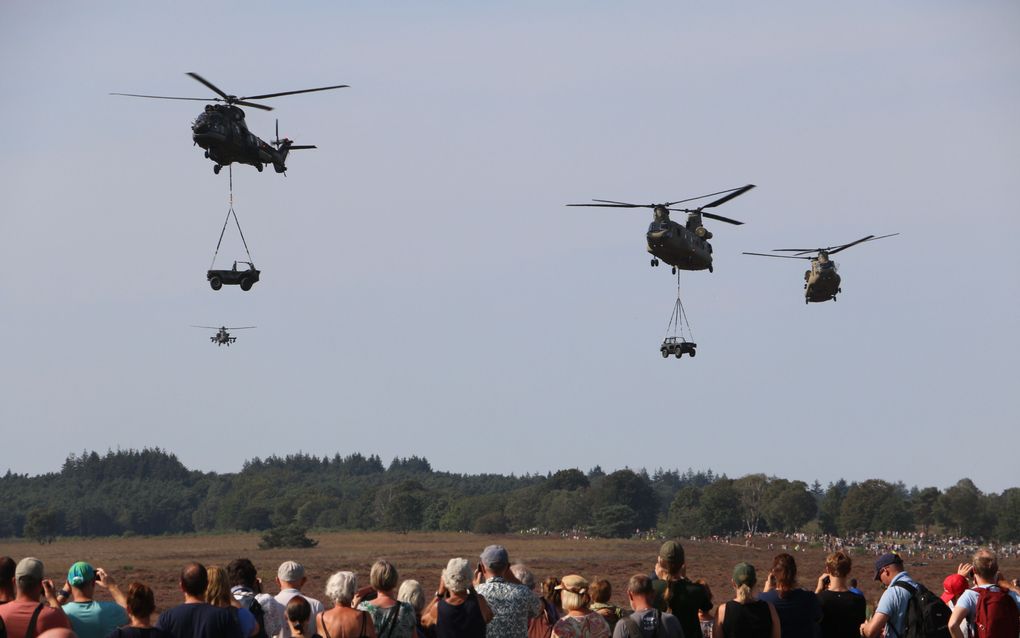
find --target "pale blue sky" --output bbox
[1,2,1018,492]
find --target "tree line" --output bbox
[1,449,1017,543]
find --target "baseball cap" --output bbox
[659,540,685,564]
[733,562,757,587]
[278,561,305,582]
[68,561,96,587]
[873,553,903,580]
[15,557,44,585]
[480,545,509,568]
[941,574,967,603]
[555,574,589,594]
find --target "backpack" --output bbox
[247,597,268,638]
[971,587,1020,638]
[892,581,951,638]
[619,610,664,638]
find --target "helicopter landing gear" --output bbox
[708,264,713,273]
[213,164,222,174]
[650,258,659,267]
[254,163,263,172]
[671,266,677,275]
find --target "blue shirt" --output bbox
[63,600,128,638]
[758,589,821,638]
[875,572,917,638]
[156,602,244,638]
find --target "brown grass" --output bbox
[3,532,1015,613]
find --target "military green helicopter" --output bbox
[112,73,348,174]
[743,234,898,303]
[567,185,755,274]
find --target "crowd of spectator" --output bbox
[1,542,1017,638]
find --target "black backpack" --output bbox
[247,597,268,638]
[891,581,951,638]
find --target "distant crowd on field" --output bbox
[2,541,1019,638]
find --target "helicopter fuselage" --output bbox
[804,257,841,303]
[191,105,289,174]
[645,208,715,272]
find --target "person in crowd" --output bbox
[714,563,780,638]
[107,582,173,638]
[814,551,865,638]
[397,580,427,638]
[544,578,564,619]
[940,571,970,638]
[421,557,492,638]
[860,553,920,638]
[0,557,16,604]
[651,541,713,638]
[206,566,259,637]
[228,558,285,638]
[550,575,610,638]
[759,553,820,638]
[317,571,376,638]
[696,578,715,638]
[276,562,326,638]
[155,562,243,638]
[589,579,624,632]
[847,580,862,597]
[286,596,320,638]
[613,574,682,638]
[357,560,417,638]
[0,558,70,637]
[948,549,1020,638]
[510,563,557,638]
[475,545,542,638]
[59,561,128,638]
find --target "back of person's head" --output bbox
[227,558,258,588]
[398,579,425,614]
[590,579,612,604]
[181,562,209,598]
[695,578,713,605]
[771,553,797,592]
[0,556,15,588]
[126,582,156,619]
[732,563,757,604]
[511,564,536,590]
[972,549,998,581]
[543,577,562,608]
[325,571,357,606]
[825,551,852,578]
[15,557,44,595]
[658,541,685,576]
[557,575,591,612]
[287,595,312,635]
[628,574,654,598]
[443,558,472,594]
[206,566,232,606]
[370,560,398,593]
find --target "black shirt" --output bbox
[817,591,866,638]
[721,600,773,638]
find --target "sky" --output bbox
[1,2,1018,493]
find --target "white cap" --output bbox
[278,561,305,582]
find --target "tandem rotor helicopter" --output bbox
[743,233,898,303]
[568,185,755,274]
[191,325,256,346]
[112,73,348,174]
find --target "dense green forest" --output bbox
[1,449,1017,543]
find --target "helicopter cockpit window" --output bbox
[819,260,835,270]
[647,221,669,233]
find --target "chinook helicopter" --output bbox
[567,184,755,274]
[743,234,898,303]
[112,73,348,174]
[191,325,256,346]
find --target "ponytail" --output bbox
[735,584,752,604]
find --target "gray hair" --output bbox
[324,571,357,606]
[510,564,535,590]
[397,579,426,614]
[443,558,472,593]
[370,560,399,592]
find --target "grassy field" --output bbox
[3,532,1016,613]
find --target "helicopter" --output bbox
[191,325,256,346]
[567,184,755,274]
[112,73,348,174]
[743,234,898,303]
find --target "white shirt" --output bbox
[275,588,326,638]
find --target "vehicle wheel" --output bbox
[240,277,253,291]
[676,350,683,359]
[209,276,222,291]
[661,350,668,358]
[690,350,696,358]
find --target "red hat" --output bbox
[941,574,967,603]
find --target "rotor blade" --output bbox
[700,211,744,225]
[190,325,220,329]
[287,145,316,149]
[826,235,876,255]
[227,326,257,330]
[664,185,754,207]
[110,93,214,102]
[868,232,900,242]
[241,84,350,100]
[233,99,274,111]
[772,248,822,252]
[702,184,756,208]
[592,199,647,207]
[566,203,648,209]
[187,72,230,100]
[742,252,810,260]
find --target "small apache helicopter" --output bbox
[191,325,256,346]
[743,234,898,303]
[567,185,755,274]
[112,73,348,174]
